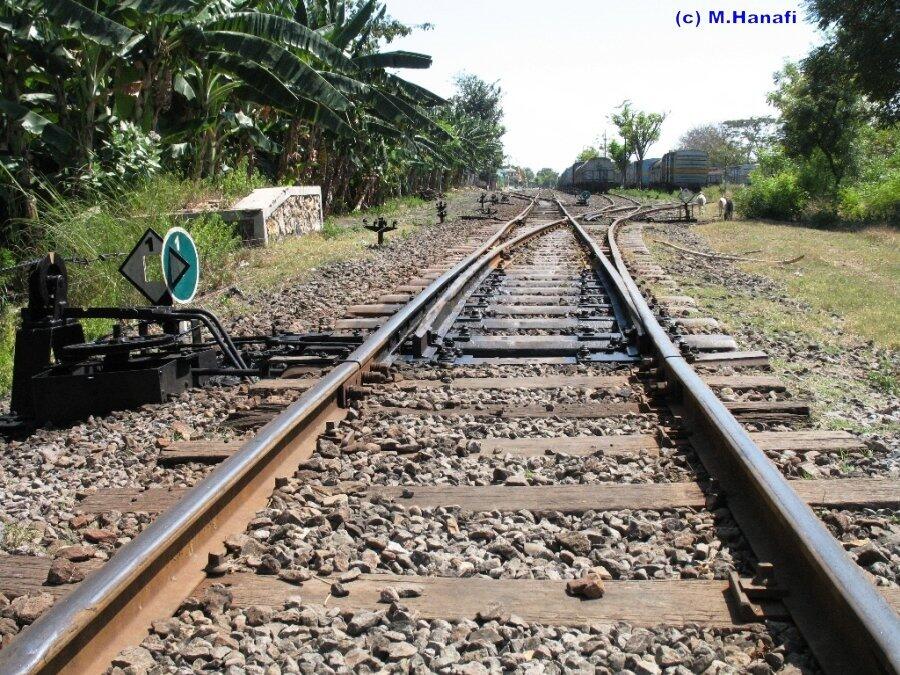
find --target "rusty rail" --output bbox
[601,210,900,674]
[0,200,537,674]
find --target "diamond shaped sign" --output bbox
[119,228,172,305]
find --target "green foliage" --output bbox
[76,122,162,193]
[442,73,505,183]
[734,169,809,221]
[610,101,666,165]
[183,213,242,290]
[678,124,746,167]
[805,0,898,121]
[837,125,900,222]
[720,117,778,160]
[769,52,867,187]
[216,157,269,201]
[0,0,493,233]
[534,167,558,188]
[867,358,898,395]
[321,219,346,239]
[616,187,676,202]
[23,175,217,310]
[0,307,14,396]
[608,139,628,183]
[839,173,900,222]
[577,146,600,162]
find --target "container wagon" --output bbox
[725,163,756,185]
[556,162,583,193]
[708,168,723,185]
[573,157,620,193]
[654,150,709,191]
[649,159,662,187]
[624,158,660,189]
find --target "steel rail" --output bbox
[0,200,537,675]
[555,200,644,337]
[412,216,567,353]
[603,214,900,673]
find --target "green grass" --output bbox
[1,521,42,550]
[0,172,436,397]
[204,195,432,307]
[867,357,898,394]
[615,188,676,202]
[649,219,898,433]
[695,221,899,348]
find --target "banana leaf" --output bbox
[353,50,432,70]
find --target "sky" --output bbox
[382,0,824,173]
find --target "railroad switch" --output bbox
[1,252,368,435]
[363,216,398,246]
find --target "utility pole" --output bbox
[602,131,608,157]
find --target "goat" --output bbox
[696,192,707,215]
[718,197,734,220]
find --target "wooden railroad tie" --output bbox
[76,477,900,516]
[159,429,862,467]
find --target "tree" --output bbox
[535,167,558,188]
[769,50,868,189]
[447,73,505,182]
[678,124,745,167]
[721,117,777,161]
[577,146,599,161]
[610,101,665,189]
[804,0,899,121]
[608,138,629,187]
[0,0,492,227]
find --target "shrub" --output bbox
[75,122,162,193]
[183,213,242,290]
[216,157,269,202]
[734,170,809,220]
[838,170,900,221]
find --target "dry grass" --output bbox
[201,195,444,317]
[694,220,899,349]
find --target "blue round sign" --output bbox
[161,227,199,303]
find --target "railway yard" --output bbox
[0,191,898,674]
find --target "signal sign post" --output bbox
[161,227,199,304]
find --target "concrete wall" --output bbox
[178,186,323,247]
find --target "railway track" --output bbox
[0,192,898,673]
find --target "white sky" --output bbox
[384,0,823,173]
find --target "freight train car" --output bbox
[652,150,709,191]
[725,163,756,185]
[556,162,583,193]
[573,157,620,193]
[624,158,660,189]
[649,159,662,187]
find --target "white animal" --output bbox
[718,196,734,220]
[696,192,707,215]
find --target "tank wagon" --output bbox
[624,158,660,189]
[653,150,709,191]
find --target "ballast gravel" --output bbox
[0,192,514,637]
[115,585,818,674]
[626,219,898,479]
